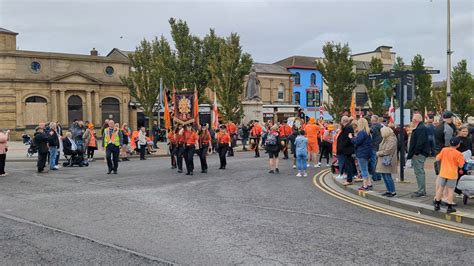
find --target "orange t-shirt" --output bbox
[227,123,237,134]
[279,124,292,138]
[332,131,340,155]
[168,132,176,144]
[435,147,465,179]
[184,131,198,146]
[199,131,211,145]
[305,123,320,143]
[251,124,262,137]
[217,132,231,144]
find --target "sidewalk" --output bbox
[331,157,474,226]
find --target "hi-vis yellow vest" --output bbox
[104,128,120,147]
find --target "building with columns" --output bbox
[0,28,132,137]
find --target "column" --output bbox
[122,94,129,124]
[16,90,24,128]
[51,90,58,122]
[86,90,92,122]
[59,89,66,125]
[94,91,101,126]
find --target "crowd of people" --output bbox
[0,112,473,213]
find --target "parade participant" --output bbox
[305,117,320,168]
[217,125,231,169]
[407,114,430,197]
[295,130,308,177]
[83,123,97,162]
[278,120,292,160]
[227,121,238,156]
[376,127,398,197]
[0,129,10,176]
[198,124,212,173]
[137,127,147,160]
[34,126,48,173]
[167,129,177,169]
[349,118,373,191]
[103,120,123,174]
[250,121,262,158]
[266,125,281,174]
[176,125,185,173]
[241,124,250,151]
[181,124,198,175]
[121,123,131,161]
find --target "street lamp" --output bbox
[446,0,452,111]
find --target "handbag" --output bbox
[434,160,441,175]
[382,155,392,166]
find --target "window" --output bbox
[105,66,114,76]
[356,92,369,106]
[68,95,83,123]
[277,83,284,101]
[294,72,300,85]
[310,73,316,85]
[101,97,121,123]
[25,96,47,125]
[294,92,301,105]
[307,91,321,107]
[31,61,41,73]
[25,96,47,103]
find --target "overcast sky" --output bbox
[1,0,472,81]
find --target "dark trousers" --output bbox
[37,152,47,172]
[319,141,332,164]
[139,144,146,159]
[199,145,209,171]
[218,144,229,168]
[0,154,6,175]
[281,139,289,159]
[176,145,184,170]
[169,144,177,168]
[228,134,236,156]
[87,147,95,159]
[184,145,195,173]
[343,154,355,183]
[106,145,120,171]
[253,138,260,157]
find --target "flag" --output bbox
[319,105,325,120]
[193,85,200,126]
[389,96,395,124]
[172,83,176,120]
[424,106,429,121]
[163,89,171,130]
[212,90,219,129]
[350,93,356,119]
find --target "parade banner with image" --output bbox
[173,90,197,125]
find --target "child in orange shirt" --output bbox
[434,137,466,213]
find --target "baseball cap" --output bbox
[443,111,454,119]
[450,136,461,146]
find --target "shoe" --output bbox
[54,166,59,170]
[303,172,308,177]
[140,158,146,160]
[315,163,321,168]
[441,200,457,207]
[358,186,368,191]
[171,166,176,169]
[178,169,183,173]
[254,155,260,158]
[434,200,441,211]
[185,172,191,175]
[342,181,353,186]
[381,191,391,196]
[189,172,193,176]
[411,192,426,198]
[51,168,58,171]
[107,170,111,174]
[296,173,302,177]
[387,192,397,198]
[367,185,373,190]
[201,170,207,173]
[275,168,280,174]
[307,163,310,167]
[113,170,117,174]
[292,165,296,169]
[326,164,331,167]
[446,204,456,214]
[269,170,275,174]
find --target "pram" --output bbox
[457,160,474,205]
[62,150,89,167]
[22,134,37,157]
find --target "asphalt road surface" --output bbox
[0,152,472,264]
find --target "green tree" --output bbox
[408,54,432,117]
[431,82,447,115]
[208,33,252,122]
[389,56,406,108]
[315,42,356,120]
[363,57,386,116]
[451,59,474,119]
[121,37,175,129]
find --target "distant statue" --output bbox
[245,67,261,101]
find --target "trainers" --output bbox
[447,205,457,214]
[296,172,302,177]
[358,186,368,191]
[381,191,391,197]
[303,172,308,177]
[307,163,310,167]
[326,164,331,167]
[411,192,427,198]
[315,163,321,168]
[292,165,296,169]
[387,192,397,198]
[268,170,275,174]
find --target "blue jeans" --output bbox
[381,173,396,193]
[336,154,345,174]
[49,147,58,169]
[296,154,307,171]
[357,157,370,179]
[370,150,381,181]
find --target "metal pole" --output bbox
[446,0,452,111]
[158,78,163,127]
[399,74,405,182]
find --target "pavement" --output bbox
[331,157,474,225]
[0,153,473,264]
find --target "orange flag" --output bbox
[193,86,200,126]
[350,93,356,119]
[163,89,171,130]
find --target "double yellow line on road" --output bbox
[313,169,474,237]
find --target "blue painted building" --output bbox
[274,56,332,120]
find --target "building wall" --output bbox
[288,68,325,118]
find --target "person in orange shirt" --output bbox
[305,117,320,168]
[226,121,237,157]
[250,121,263,158]
[434,137,465,213]
[217,125,231,169]
[278,120,292,160]
[167,129,177,169]
[180,124,198,175]
[175,125,185,173]
[198,124,212,173]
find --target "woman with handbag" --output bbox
[376,127,398,197]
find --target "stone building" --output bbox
[0,28,132,137]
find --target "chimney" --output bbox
[90,48,98,56]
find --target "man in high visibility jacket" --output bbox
[103,120,123,174]
[278,120,292,159]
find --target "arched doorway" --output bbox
[68,95,83,123]
[25,96,47,125]
[101,97,120,124]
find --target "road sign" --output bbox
[404,70,440,75]
[368,72,401,80]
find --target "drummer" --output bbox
[167,128,177,169]
[250,120,263,158]
[180,124,198,176]
[278,120,292,160]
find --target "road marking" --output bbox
[313,169,474,237]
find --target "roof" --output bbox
[274,56,322,69]
[253,63,291,75]
[352,45,395,57]
[0,49,129,64]
[354,61,371,70]
[106,48,134,58]
[0,27,18,35]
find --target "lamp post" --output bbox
[446,0,452,111]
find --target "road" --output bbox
[0,152,472,264]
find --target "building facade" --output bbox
[0,28,132,137]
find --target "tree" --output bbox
[315,42,356,120]
[121,37,175,129]
[208,33,252,122]
[408,54,432,117]
[431,82,447,115]
[389,56,406,108]
[363,57,386,116]
[451,59,474,119]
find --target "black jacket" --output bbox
[370,123,383,151]
[33,131,49,154]
[47,131,59,147]
[337,124,355,156]
[407,122,430,159]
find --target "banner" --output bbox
[173,90,197,125]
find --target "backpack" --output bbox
[266,132,278,146]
